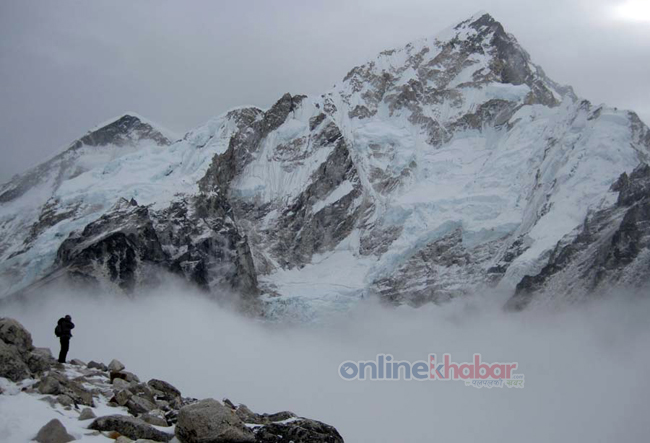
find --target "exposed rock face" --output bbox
[73,114,173,149]
[51,195,259,307]
[34,419,75,443]
[507,163,650,310]
[372,228,497,306]
[55,199,166,292]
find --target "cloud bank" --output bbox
[3,282,649,442]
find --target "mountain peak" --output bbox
[336,10,575,130]
[72,113,176,149]
[453,10,495,28]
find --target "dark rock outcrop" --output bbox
[52,195,259,307]
[252,418,344,443]
[507,163,650,310]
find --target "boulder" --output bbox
[79,407,97,420]
[33,347,54,359]
[126,395,156,415]
[253,418,344,443]
[38,372,94,406]
[88,360,108,371]
[0,340,31,382]
[114,389,133,406]
[88,415,173,442]
[175,399,255,443]
[140,413,169,427]
[147,379,181,400]
[64,379,95,407]
[113,378,131,390]
[108,359,126,372]
[57,394,75,407]
[33,419,75,443]
[27,350,53,375]
[38,375,63,395]
[70,359,86,366]
[131,383,155,400]
[0,318,34,354]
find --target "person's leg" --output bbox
[59,338,69,363]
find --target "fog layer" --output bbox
[3,283,649,442]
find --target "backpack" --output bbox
[55,324,62,337]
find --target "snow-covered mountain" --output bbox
[1,12,649,318]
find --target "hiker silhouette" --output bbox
[55,315,75,363]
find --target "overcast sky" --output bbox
[1,0,649,183]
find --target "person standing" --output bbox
[55,315,75,363]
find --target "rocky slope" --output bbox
[506,163,650,310]
[0,317,344,442]
[0,12,649,317]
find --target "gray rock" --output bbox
[38,372,94,406]
[115,437,133,443]
[70,359,86,366]
[234,403,296,425]
[78,408,97,420]
[0,340,31,382]
[0,318,34,353]
[126,395,156,415]
[253,418,344,443]
[88,415,173,442]
[175,399,255,443]
[112,378,131,390]
[57,394,75,407]
[87,360,108,371]
[34,418,75,443]
[147,379,181,400]
[140,413,168,427]
[122,371,140,383]
[27,350,53,375]
[33,347,54,359]
[108,359,126,372]
[114,389,133,406]
[38,375,63,395]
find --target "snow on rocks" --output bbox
[88,415,173,442]
[0,318,345,442]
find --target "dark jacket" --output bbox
[57,318,75,338]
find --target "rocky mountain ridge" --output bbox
[0,317,344,442]
[1,12,649,317]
